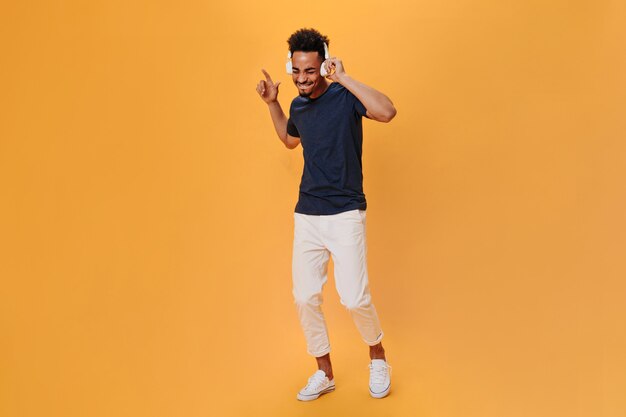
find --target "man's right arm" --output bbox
[256,69,300,149]
[267,101,301,149]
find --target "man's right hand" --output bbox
[256,69,281,104]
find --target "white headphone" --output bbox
[286,42,330,76]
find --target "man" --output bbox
[256,28,397,400]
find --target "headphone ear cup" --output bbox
[320,61,327,77]
[286,51,293,74]
[321,43,330,77]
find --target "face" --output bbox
[291,51,326,98]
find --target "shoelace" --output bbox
[305,372,328,390]
[368,363,392,384]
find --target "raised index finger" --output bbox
[261,69,273,84]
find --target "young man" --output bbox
[256,28,397,400]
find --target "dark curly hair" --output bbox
[287,28,329,61]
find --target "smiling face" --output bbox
[291,51,328,98]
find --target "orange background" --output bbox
[1,1,625,416]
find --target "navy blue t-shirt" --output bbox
[287,82,369,215]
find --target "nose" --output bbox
[297,73,307,83]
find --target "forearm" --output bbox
[267,101,297,148]
[267,100,287,138]
[336,74,397,122]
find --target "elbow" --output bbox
[379,107,397,123]
[284,139,299,149]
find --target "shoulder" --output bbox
[290,96,302,107]
[329,81,347,94]
[289,95,307,113]
[323,82,354,106]
[329,81,356,102]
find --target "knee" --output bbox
[293,289,323,307]
[341,293,371,311]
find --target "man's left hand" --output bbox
[323,57,346,82]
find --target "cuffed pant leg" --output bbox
[292,213,332,357]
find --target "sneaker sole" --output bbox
[370,383,391,399]
[297,385,336,401]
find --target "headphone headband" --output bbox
[287,42,329,59]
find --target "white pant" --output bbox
[292,209,384,357]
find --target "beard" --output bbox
[297,82,314,97]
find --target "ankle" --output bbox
[369,343,386,360]
[321,368,334,380]
[315,354,334,380]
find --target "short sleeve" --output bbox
[287,117,300,137]
[354,97,368,118]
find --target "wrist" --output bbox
[335,72,350,84]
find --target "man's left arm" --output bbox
[325,57,397,123]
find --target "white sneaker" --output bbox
[369,359,391,398]
[297,370,335,401]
